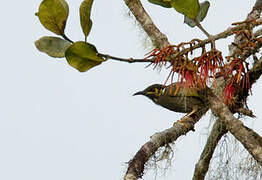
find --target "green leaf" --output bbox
[184,1,210,27]
[65,41,105,72]
[197,1,210,22]
[148,0,172,8]
[36,0,69,35]
[35,36,72,58]
[80,0,94,41]
[170,0,200,19]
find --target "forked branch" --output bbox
[207,88,262,165]
[123,0,262,179]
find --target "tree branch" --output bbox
[123,1,262,180]
[229,0,262,57]
[192,3,262,177]
[249,55,262,85]
[193,119,228,180]
[98,19,262,64]
[206,88,262,165]
[254,27,262,37]
[174,18,262,60]
[251,0,262,16]
[230,0,262,109]
[123,0,170,48]
[192,53,262,179]
[98,53,153,63]
[124,107,209,180]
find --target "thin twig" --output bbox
[171,18,262,60]
[100,19,262,65]
[98,53,153,63]
[195,19,216,49]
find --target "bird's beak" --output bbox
[133,91,144,96]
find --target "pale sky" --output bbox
[1,0,261,180]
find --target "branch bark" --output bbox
[250,0,262,17]
[192,2,262,177]
[229,0,262,57]
[207,88,262,165]
[98,19,262,64]
[249,55,262,85]
[124,108,208,180]
[123,1,262,180]
[193,120,228,180]
[123,0,170,48]
[192,53,262,180]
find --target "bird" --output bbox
[133,83,207,122]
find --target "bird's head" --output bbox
[133,84,166,103]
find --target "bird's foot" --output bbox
[177,116,190,125]
[173,108,198,126]
[173,115,196,131]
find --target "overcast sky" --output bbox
[1,0,262,180]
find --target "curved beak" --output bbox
[133,91,144,96]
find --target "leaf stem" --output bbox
[195,20,216,49]
[62,34,74,43]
